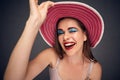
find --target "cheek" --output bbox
[74,32,86,42]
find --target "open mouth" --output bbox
[64,42,76,50]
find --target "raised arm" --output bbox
[4,0,54,80]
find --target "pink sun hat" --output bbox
[39,1,104,48]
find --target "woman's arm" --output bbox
[4,0,54,80]
[25,48,58,80]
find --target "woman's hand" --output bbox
[28,0,54,28]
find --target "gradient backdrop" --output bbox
[1,0,120,80]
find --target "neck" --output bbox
[64,53,84,65]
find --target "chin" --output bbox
[65,51,77,57]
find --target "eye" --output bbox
[57,29,64,35]
[69,28,78,33]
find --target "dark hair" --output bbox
[54,17,97,62]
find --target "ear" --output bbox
[83,32,87,41]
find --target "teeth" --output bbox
[64,43,75,47]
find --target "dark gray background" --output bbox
[1,0,120,80]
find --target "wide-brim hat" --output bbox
[39,1,104,48]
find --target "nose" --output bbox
[63,32,70,41]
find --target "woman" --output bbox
[4,0,104,80]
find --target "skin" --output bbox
[4,0,102,80]
[57,18,87,79]
[57,18,87,57]
[56,18,102,80]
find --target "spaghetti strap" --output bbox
[86,61,94,79]
[49,58,62,80]
[55,58,60,69]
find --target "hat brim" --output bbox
[39,1,104,48]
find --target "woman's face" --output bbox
[57,18,87,56]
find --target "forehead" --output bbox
[57,18,80,29]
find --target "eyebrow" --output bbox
[68,27,77,30]
[58,27,77,30]
[57,27,79,33]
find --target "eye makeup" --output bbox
[68,27,78,33]
[57,27,78,36]
[57,29,64,35]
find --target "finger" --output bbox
[29,0,38,5]
[29,0,38,10]
[39,1,54,9]
[44,1,54,9]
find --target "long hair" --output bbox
[53,17,97,62]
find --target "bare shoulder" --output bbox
[25,48,58,79]
[93,62,102,73]
[40,47,58,59]
[90,62,102,80]
[40,47,56,55]
[37,48,59,67]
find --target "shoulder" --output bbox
[38,47,57,57]
[93,62,102,74]
[37,48,59,67]
[90,62,102,80]
[25,48,58,79]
